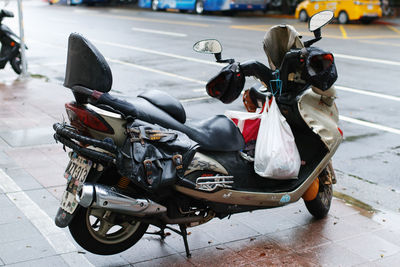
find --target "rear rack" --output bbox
[53,123,116,164]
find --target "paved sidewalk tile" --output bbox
[0,220,42,244]
[83,253,130,267]
[186,245,248,267]
[0,236,57,265]
[299,242,368,266]
[234,209,299,235]
[224,235,292,260]
[337,234,400,261]
[373,252,400,266]
[5,256,66,267]
[0,127,54,147]
[120,236,178,263]
[4,168,43,191]
[134,254,193,267]
[266,225,331,253]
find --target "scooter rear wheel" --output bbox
[10,52,23,75]
[304,165,334,219]
[69,206,149,255]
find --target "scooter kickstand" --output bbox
[146,226,168,239]
[179,224,192,258]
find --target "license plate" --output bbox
[60,153,92,214]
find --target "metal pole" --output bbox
[17,0,28,78]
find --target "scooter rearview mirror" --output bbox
[309,10,334,33]
[193,39,223,54]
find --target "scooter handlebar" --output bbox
[240,60,273,90]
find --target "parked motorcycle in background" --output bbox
[53,11,342,257]
[0,9,25,74]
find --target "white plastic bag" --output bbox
[254,96,301,179]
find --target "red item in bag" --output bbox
[225,111,260,143]
[225,98,272,143]
[241,118,261,143]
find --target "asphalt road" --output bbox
[3,0,400,212]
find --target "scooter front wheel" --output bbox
[304,165,334,219]
[69,206,149,255]
[10,52,23,75]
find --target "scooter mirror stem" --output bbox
[214,53,235,64]
[313,28,322,39]
[303,37,322,48]
[214,53,222,62]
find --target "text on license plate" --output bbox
[60,153,92,214]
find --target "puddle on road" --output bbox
[334,191,400,229]
[0,127,54,147]
[334,191,376,216]
[30,73,50,82]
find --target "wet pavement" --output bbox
[1,77,400,266]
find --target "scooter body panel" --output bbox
[174,147,336,207]
[184,152,229,176]
[175,88,342,208]
[84,104,127,147]
[298,88,342,151]
[0,24,19,41]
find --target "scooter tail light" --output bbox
[65,103,114,134]
[338,127,343,136]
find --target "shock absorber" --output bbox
[117,176,130,189]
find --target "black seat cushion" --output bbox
[96,93,244,152]
[138,90,186,123]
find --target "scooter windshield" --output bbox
[263,25,304,70]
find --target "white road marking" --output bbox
[335,85,400,102]
[131,27,187,37]
[339,115,400,135]
[335,53,400,67]
[92,39,222,66]
[106,57,207,85]
[0,169,93,267]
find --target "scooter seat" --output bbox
[96,93,244,152]
[138,90,186,123]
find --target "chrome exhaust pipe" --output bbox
[76,183,166,216]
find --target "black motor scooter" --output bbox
[52,11,342,257]
[0,9,26,74]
